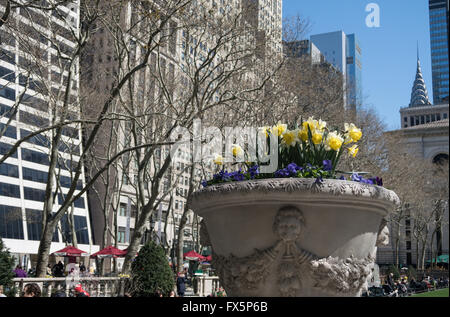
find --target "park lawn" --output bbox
[411,288,449,297]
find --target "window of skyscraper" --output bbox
[0,142,18,158]
[0,122,17,139]
[0,163,19,178]
[0,86,16,101]
[0,205,24,239]
[23,187,46,202]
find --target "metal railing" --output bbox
[12,276,129,297]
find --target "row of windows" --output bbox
[0,204,89,243]
[430,22,448,30]
[0,182,20,198]
[20,111,49,128]
[57,193,85,209]
[19,129,80,155]
[21,148,49,165]
[60,213,89,244]
[22,167,48,183]
[20,129,50,147]
[430,35,448,42]
[26,209,59,242]
[19,148,77,173]
[430,15,446,22]
[431,41,448,49]
[59,175,83,190]
[23,187,46,202]
[406,113,447,127]
[21,94,48,112]
[119,202,137,218]
[0,182,85,207]
[430,7,446,16]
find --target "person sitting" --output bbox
[74,284,90,297]
[21,283,41,297]
[51,290,67,297]
[397,281,408,296]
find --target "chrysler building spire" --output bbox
[409,47,431,107]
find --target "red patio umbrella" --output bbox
[204,255,212,262]
[183,250,206,261]
[52,246,89,257]
[90,245,127,259]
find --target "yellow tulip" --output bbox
[347,145,359,158]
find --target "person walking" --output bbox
[52,261,64,277]
[176,272,186,297]
[46,264,52,276]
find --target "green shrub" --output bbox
[0,238,15,292]
[386,264,400,280]
[130,241,174,297]
[407,265,417,280]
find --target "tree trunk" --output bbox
[176,163,196,273]
[395,236,400,268]
[176,213,188,273]
[415,240,420,269]
[70,205,78,248]
[35,220,58,277]
[430,231,436,270]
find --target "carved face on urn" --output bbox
[273,206,304,242]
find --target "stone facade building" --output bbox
[376,55,449,268]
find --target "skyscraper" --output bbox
[429,0,449,103]
[310,30,362,111]
[0,1,96,266]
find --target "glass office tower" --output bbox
[310,31,362,111]
[0,1,95,267]
[429,0,449,103]
[346,34,363,112]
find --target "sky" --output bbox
[282,0,434,131]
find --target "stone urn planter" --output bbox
[190,178,400,297]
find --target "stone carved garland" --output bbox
[205,205,381,296]
[309,254,375,296]
[192,178,400,207]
